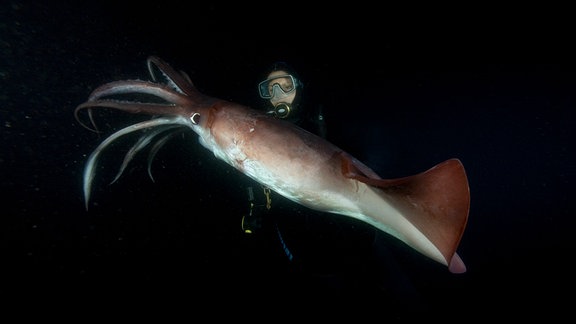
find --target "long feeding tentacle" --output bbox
[82,116,188,210]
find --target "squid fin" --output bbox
[343,157,470,273]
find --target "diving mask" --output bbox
[258,74,299,99]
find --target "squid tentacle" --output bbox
[110,125,183,185]
[146,130,184,183]
[87,80,189,104]
[147,56,197,96]
[82,116,187,210]
[75,100,182,132]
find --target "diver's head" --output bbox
[257,62,303,119]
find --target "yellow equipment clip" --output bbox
[263,187,272,210]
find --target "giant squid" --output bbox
[75,56,470,273]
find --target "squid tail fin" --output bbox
[345,158,470,273]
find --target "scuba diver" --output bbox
[238,61,427,307]
[256,61,326,136]
[240,61,327,261]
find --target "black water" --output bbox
[1,1,574,320]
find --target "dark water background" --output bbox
[1,1,574,320]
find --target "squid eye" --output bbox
[190,112,200,124]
